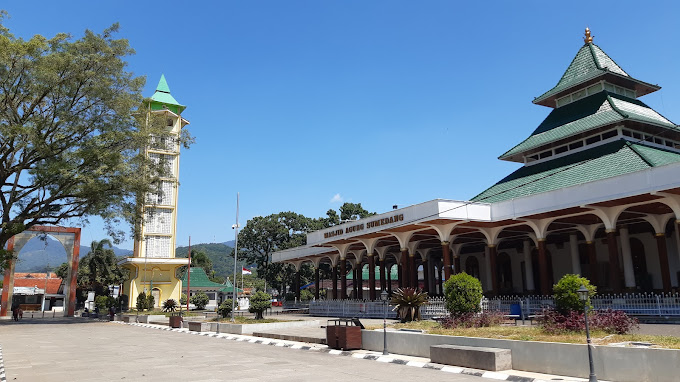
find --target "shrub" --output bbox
[190,291,209,310]
[136,292,149,310]
[591,309,639,334]
[439,311,506,329]
[95,295,109,311]
[249,291,271,319]
[553,274,596,314]
[390,288,429,322]
[539,308,639,335]
[179,293,187,305]
[162,299,178,312]
[218,299,234,318]
[300,289,314,301]
[443,272,483,316]
[146,294,155,310]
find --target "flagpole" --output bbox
[230,192,240,323]
[186,236,191,312]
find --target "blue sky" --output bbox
[3,1,679,249]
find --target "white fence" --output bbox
[481,293,680,317]
[306,293,680,319]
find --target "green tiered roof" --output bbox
[149,74,186,114]
[472,140,680,203]
[180,267,242,293]
[534,43,628,104]
[500,91,677,160]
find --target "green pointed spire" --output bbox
[149,74,185,114]
[156,74,171,93]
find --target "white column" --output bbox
[484,247,493,292]
[523,240,535,292]
[569,234,582,275]
[619,227,636,288]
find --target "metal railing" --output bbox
[305,293,680,319]
[481,293,680,317]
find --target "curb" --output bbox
[0,345,6,382]
[117,322,538,382]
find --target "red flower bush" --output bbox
[539,308,638,335]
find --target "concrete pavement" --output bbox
[0,318,492,382]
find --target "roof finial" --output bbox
[584,27,593,44]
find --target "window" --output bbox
[555,145,568,154]
[539,150,553,159]
[585,135,601,145]
[622,130,632,137]
[569,141,584,150]
[602,130,617,140]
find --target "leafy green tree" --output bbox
[179,293,187,305]
[190,291,209,310]
[444,272,483,316]
[217,299,233,318]
[146,293,155,310]
[249,291,271,320]
[339,202,376,221]
[136,292,149,310]
[176,250,218,280]
[0,16,193,270]
[553,274,596,314]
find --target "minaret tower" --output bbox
[120,75,190,309]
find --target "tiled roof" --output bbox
[472,140,680,203]
[534,43,628,104]
[13,273,63,294]
[149,74,185,113]
[180,267,242,293]
[500,91,678,159]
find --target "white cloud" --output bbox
[330,193,343,203]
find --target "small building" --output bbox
[10,272,65,311]
[180,268,242,310]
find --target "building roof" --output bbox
[180,267,242,293]
[149,74,186,114]
[533,42,659,107]
[473,139,680,203]
[13,273,63,294]
[500,91,678,160]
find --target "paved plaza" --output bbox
[0,318,492,382]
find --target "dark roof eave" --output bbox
[533,72,661,108]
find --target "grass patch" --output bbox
[380,321,680,349]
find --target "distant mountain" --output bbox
[14,236,132,272]
[175,242,245,280]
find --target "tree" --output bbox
[217,299,233,318]
[443,272,483,316]
[237,212,312,292]
[339,202,376,222]
[0,16,192,270]
[248,291,271,320]
[553,274,596,314]
[190,291,209,310]
[176,250,218,281]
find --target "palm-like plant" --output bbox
[390,287,429,322]
[162,298,178,312]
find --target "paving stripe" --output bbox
[0,344,6,382]
[114,321,545,382]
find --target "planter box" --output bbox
[187,321,211,332]
[217,320,321,335]
[169,316,183,328]
[361,330,680,382]
[136,315,166,324]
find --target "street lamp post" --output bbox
[380,290,389,355]
[577,285,597,382]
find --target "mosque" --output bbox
[273,29,680,301]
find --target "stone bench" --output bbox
[187,321,212,332]
[430,344,512,371]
